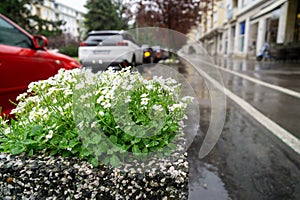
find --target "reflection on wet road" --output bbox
[211,57,300,139]
[184,55,300,200]
[138,57,300,199]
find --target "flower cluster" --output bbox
[0,68,193,167]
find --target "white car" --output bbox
[78,30,143,71]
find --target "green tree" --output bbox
[113,0,130,30]
[84,0,125,32]
[0,0,64,37]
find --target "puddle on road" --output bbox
[188,162,229,200]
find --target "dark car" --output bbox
[141,44,154,64]
[0,13,81,116]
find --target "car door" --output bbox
[0,15,60,113]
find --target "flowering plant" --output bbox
[0,68,193,167]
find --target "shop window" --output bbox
[295,1,300,42]
[240,21,245,52]
[266,18,279,44]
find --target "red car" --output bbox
[0,14,81,116]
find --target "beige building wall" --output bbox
[191,0,298,59]
[31,0,85,40]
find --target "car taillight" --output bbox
[116,41,128,46]
[80,42,87,46]
[144,51,151,58]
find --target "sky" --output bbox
[55,0,88,13]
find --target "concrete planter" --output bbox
[0,152,188,199]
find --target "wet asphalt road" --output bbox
[183,56,300,200]
[140,55,300,200]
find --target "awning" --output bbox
[251,0,287,20]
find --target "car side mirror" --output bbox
[33,35,48,49]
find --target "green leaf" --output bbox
[50,149,58,156]
[148,141,159,147]
[97,142,108,154]
[168,143,177,150]
[62,151,71,157]
[31,125,43,136]
[132,145,141,153]
[28,149,34,156]
[11,144,25,155]
[131,138,141,145]
[91,134,102,144]
[35,135,44,143]
[142,148,148,154]
[109,135,118,144]
[79,148,90,158]
[89,157,99,167]
[121,144,130,151]
[110,155,121,167]
[68,139,79,148]
[59,138,68,149]
[22,139,37,145]
[103,156,110,165]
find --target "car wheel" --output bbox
[131,55,136,67]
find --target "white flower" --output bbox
[141,97,149,105]
[78,121,84,130]
[83,103,91,108]
[4,128,11,135]
[99,111,105,116]
[126,85,133,91]
[91,121,97,128]
[80,93,92,100]
[140,93,148,98]
[64,89,73,96]
[96,95,104,104]
[125,96,131,103]
[146,84,154,90]
[152,104,163,112]
[101,99,111,109]
[182,96,194,102]
[0,118,8,126]
[75,82,85,90]
[64,103,71,110]
[67,147,72,151]
[16,92,27,101]
[57,106,63,113]
[46,130,53,139]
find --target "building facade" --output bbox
[31,0,85,41]
[195,0,300,59]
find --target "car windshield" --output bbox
[0,16,33,48]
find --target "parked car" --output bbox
[0,13,81,116]
[151,46,161,63]
[78,30,143,71]
[151,45,172,63]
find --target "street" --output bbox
[184,55,300,200]
[142,54,300,200]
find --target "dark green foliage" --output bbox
[59,45,78,57]
[84,0,126,32]
[0,0,64,36]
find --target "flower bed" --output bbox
[0,68,193,199]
